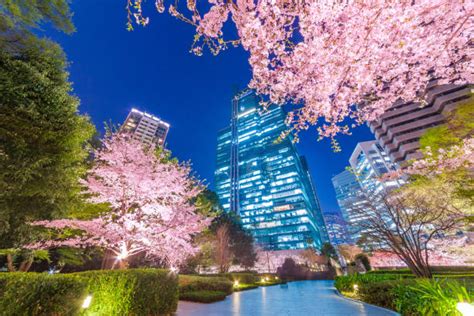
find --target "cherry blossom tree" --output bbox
[127,0,472,141]
[30,133,210,268]
[370,236,473,268]
[354,189,466,277]
[214,224,233,273]
[406,138,474,177]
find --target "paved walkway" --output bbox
[176,280,398,316]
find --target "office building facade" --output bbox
[369,83,473,165]
[331,170,372,243]
[215,89,328,250]
[348,140,404,198]
[332,141,403,244]
[122,108,170,146]
[323,211,352,245]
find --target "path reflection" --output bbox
[177,280,398,316]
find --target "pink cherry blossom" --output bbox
[31,133,211,266]
[370,235,473,268]
[406,138,474,177]
[128,0,472,140]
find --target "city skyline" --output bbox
[43,1,376,215]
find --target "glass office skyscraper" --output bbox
[332,141,404,246]
[331,170,372,243]
[215,89,328,250]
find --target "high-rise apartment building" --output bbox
[215,89,328,250]
[122,108,170,146]
[369,83,473,165]
[331,170,372,243]
[323,211,351,245]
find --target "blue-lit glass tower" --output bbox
[215,89,328,250]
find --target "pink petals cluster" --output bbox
[130,0,472,139]
[254,249,307,273]
[406,138,474,177]
[370,235,473,267]
[32,133,210,266]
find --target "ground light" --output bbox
[169,266,179,275]
[457,302,474,316]
[234,280,239,287]
[353,284,359,291]
[82,295,92,309]
[116,244,129,261]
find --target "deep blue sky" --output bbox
[45,0,374,214]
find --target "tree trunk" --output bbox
[101,249,114,270]
[6,253,15,272]
[18,258,33,272]
[118,259,129,270]
[402,255,432,278]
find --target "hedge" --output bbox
[370,267,474,275]
[336,274,474,315]
[0,269,179,315]
[77,269,178,315]
[179,275,233,295]
[214,272,261,284]
[0,272,87,315]
[178,275,233,303]
[179,290,228,303]
[234,283,259,291]
[334,273,407,292]
[358,279,416,311]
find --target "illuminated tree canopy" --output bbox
[31,133,211,267]
[128,0,473,140]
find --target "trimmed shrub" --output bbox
[335,273,406,293]
[358,279,416,310]
[0,269,179,316]
[0,272,88,315]
[76,269,178,315]
[179,275,233,295]
[216,272,260,284]
[369,267,474,275]
[337,273,474,316]
[179,290,228,303]
[234,283,259,291]
[368,269,413,275]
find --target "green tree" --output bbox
[0,41,95,254]
[209,212,257,270]
[412,98,474,202]
[0,0,75,53]
[354,253,371,271]
[320,242,338,261]
[194,189,222,217]
[0,0,74,33]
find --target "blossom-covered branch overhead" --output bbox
[128,0,473,140]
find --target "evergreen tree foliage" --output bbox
[0,40,95,249]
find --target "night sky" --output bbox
[45,1,375,214]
